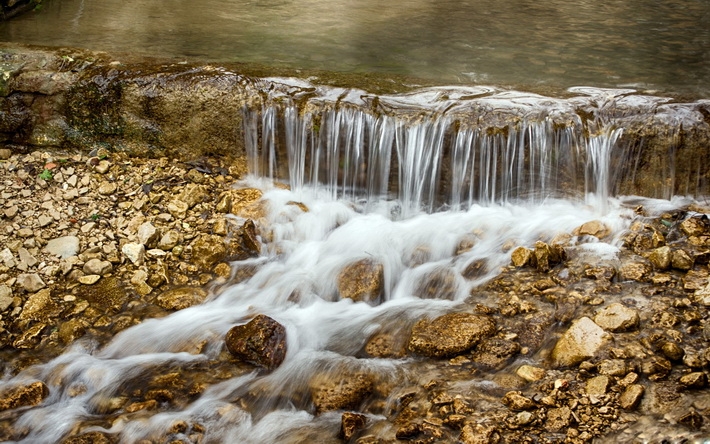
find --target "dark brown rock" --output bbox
[339,412,366,440]
[225,314,287,370]
[407,312,495,358]
[337,259,384,303]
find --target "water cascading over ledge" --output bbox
[1,45,709,206]
[240,79,707,213]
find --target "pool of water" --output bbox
[1,0,709,96]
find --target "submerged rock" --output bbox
[339,412,367,440]
[593,303,639,332]
[225,314,287,370]
[156,286,208,311]
[309,371,374,414]
[337,259,384,303]
[551,317,610,367]
[407,312,495,358]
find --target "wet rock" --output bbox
[309,371,373,414]
[551,317,610,367]
[516,365,546,382]
[618,260,652,282]
[192,234,227,269]
[471,337,520,370]
[660,341,685,361]
[586,375,610,396]
[83,258,113,276]
[459,423,500,444]
[58,318,89,344]
[415,267,459,300]
[395,422,423,440]
[225,314,287,369]
[16,273,46,292]
[97,181,117,195]
[593,302,639,332]
[501,391,535,411]
[61,431,117,444]
[679,372,708,389]
[339,412,367,440]
[156,286,208,311]
[671,249,694,270]
[0,381,49,411]
[511,246,534,267]
[175,183,208,209]
[545,406,571,432]
[19,288,60,321]
[574,220,611,239]
[121,242,145,265]
[337,259,384,303]
[598,359,628,376]
[648,246,671,270]
[158,230,181,251]
[680,217,709,237]
[78,274,101,285]
[534,241,563,272]
[76,277,128,311]
[619,384,645,410]
[407,312,496,358]
[641,357,672,380]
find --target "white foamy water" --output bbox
[0,177,662,443]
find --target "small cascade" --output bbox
[242,93,633,214]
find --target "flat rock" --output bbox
[0,284,13,311]
[594,303,639,332]
[19,288,60,321]
[309,370,374,414]
[586,375,611,396]
[551,317,610,367]
[225,314,287,369]
[339,412,367,440]
[511,246,534,267]
[407,312,496,358]
[619,384,645,410]
[156,286,208,311]
[16,273,46,292]
[44,235,80,259]
[82,258,113,276]
[516,365,546,382]
[121,242,145,265]
[502,391,536,411]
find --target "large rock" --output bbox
[336,259,384,303]
[574,220,611,239]
[551,317,610,367]
[225,314,287,370]
[593,303,639,332]
[407,312,496,358]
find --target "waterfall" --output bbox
[243,99,625,214]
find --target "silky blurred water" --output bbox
[1,0,709,96]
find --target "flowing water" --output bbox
[1,0,710,96]
[2,1,710,442]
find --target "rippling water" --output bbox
[1,0,709,96]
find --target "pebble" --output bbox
[98,181,117,195]
[44,236,80,259]
[82,259,113,276]
[78,275,101,285]
[121,243,145,265]
[594,303,639,332]
[619,384,645,410]
[0,284,13,311]
[16,273,46,292]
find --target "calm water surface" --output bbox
[1,0,709,95]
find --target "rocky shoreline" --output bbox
[0,146,710,443]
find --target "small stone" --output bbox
[671,249,694,270]
[0,284,13,311]
[545,406,571,432]
[680,217,708,237]
[137,222,159,247]
[44,236,80,259]
[16,273,46,292]
[78,275,101,285]
[586,375,610,396]
[167,200,189,219]
[593,303,639,332]
[18,248,38,268]
[156,286,208,310]
[511,247,534,267]
[678,410,704,430]
[17,227,34,238]
[339,412,366,440]
[82,258,113,276]
[618,260,651,282]
[4,205,18,218]
[660,342,685,361]
[679,372,708,389]
[598,359,628,376]
[97,181,117,195]
[574,220,611,239]
[619,384,644,410]
[648,246,671,270]
[516,364,546,382]
[158,230,181,250]
[551,317,610,367]
[309,370,373,414]
[501,391,536,411]
[37,214,53,227]
[121,243,145,265]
